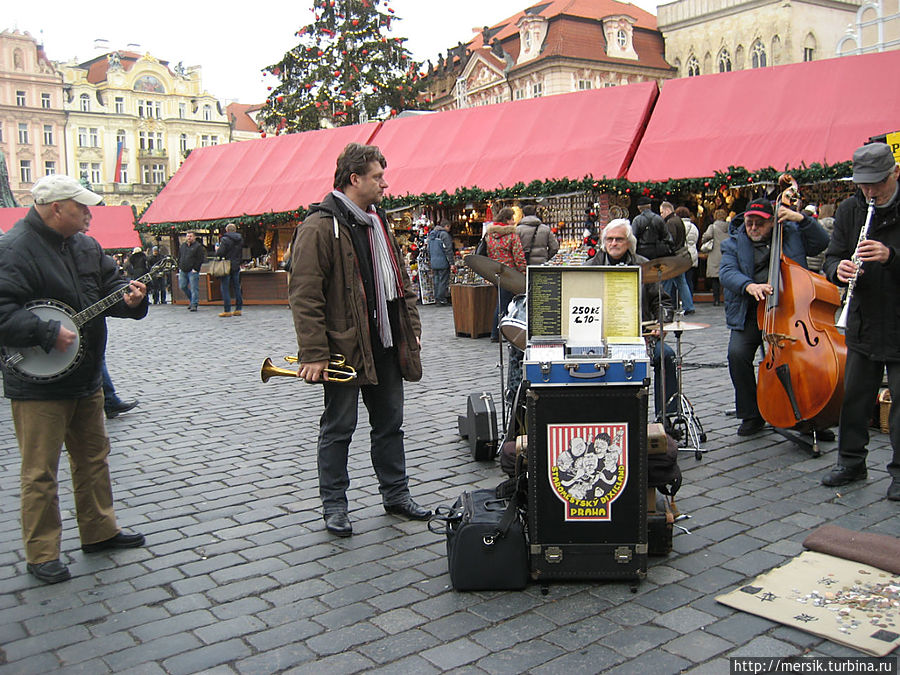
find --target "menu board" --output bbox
[527,266,641,344]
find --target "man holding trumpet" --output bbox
[288,143,430,537]
[822,142,900,501]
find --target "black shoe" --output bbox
[815,428,836,442]
[324,512,352,537]
[189,306,198,312]
[821,464,867,487]
[105,399,139,419]
[384,499,432,520]
[684,309,696,315]
[737,417,766,436]
[888,479,900,501]
[82,530,145,553]
[27,559,71,584]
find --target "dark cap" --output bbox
[744,198,774,219]
[637,196,651,207]
[852,142,896,183]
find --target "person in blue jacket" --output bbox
[719,197,830,436]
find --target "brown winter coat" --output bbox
[288,194,421,386]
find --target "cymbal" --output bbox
[640,253,691,283]
[464,255,526,295]
[663,320,710,332]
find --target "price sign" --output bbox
[568,297,603,346]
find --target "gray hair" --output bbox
[602,218,637,253]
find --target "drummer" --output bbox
[584,219,677,417]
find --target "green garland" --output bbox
[137,161,851,233]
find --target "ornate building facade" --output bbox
[837,0,900,54]
[0,30,66,207]
[1,29,243,208]
[422,0,675,112]
[656,0,871,78]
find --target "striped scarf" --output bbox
[332,190,403,347]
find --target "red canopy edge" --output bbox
[378,82,658,197]
[627,50,900,182]
[0,206,140,250]
[140,122,381,225]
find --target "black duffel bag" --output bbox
[429,488,529,591]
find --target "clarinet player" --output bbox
[822,142,900,501]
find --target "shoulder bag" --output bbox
[208,259,231,277]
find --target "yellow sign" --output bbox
[887,131,900,164]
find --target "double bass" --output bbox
[755,175,846,439]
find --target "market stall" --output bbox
[0,205,141,251]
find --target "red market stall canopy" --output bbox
[627,50,900,182]
[139,122,380,225]
[0,206,140,249]
[377,82,658,197]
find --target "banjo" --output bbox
[1,256,176,383]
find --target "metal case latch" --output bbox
[614,546,633,563]
[544,546,563,564]
[540,362,551,382]
[623,359,635,379]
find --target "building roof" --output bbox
[0,206,140,249]
[626,49,900,181]
[77,51,170,85]
[226,102,265,133]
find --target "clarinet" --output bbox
[835,197,876,329]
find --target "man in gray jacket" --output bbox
[516,205,559,265]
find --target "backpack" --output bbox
[635,212,674,259]
[647,432,682,497]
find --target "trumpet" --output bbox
[260,354,357,383]
[835,197,876,329]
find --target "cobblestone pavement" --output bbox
[0,300,897,674]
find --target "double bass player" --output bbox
[821,142,900,502]
[719,197,830,436]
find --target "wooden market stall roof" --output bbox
[139,122,381,225]
[626,50,900,182]
[140,82,658,225]
[0,206,140,249]
[377,82,658,197]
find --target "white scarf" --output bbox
[332,190,402,347]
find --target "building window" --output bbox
[751,40,767,68]
[514,88,524,100]
[210,135,219,146]
[80,93,90,112]
[16,90,26,106]
[143,163,166,184]
[138,100,161,118]
[79,162,89,182]
[179,133,188,153]
[41,93,51,109]
[116,129,126,148]
[0,124,4,142]
[718,49,732,72]
[44,160,56,176]
[90,163,101,185]
[803,47,814,62]
[78,127,87,146]
[18,123,29,144]
[532,82,543,98]
[119,164,129,183]
[20,160,32,183]
[617,29,627,49]
[115,97,125,114]
[578,79,593,90]
[43,125,54,145]
[179,103,186,118]
[687,55,701,77]
[90,128,99,147]
[200,134,210,147]
[203,105,212,121]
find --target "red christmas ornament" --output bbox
[276,95,284,102]
[352,19,359,25]
[592,181,599,187]
[642,187,651,196]
[261,132,267,137]
[587,247,596,258]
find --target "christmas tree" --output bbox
[260,0,423,134]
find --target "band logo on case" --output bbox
[547,422,629,522]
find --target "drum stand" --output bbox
[665,316,708,460]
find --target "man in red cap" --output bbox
[719,196,829,436]
[822,142,900,500]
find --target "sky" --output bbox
[7,0,659,105]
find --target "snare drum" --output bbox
[499,294,527,351]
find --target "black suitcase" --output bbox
[526,384,648,582]
[457,392,499,461]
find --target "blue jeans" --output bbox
[317,348,410,514]
[101,360,120,407]
[432,267,450,304]
[220,268,243,312]
[178,270,200,308]
[664,273,694,312]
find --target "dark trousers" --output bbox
[492,288,514,340]
[836,350,900,478]
[317,348,410,515]
[653,340,678,417]
[432,267,450,304]
[728,310,763,421]
[709,278,721,304]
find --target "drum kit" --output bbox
[465,251,710,459]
